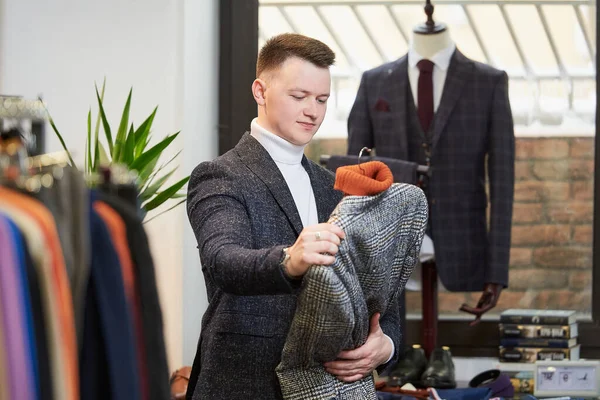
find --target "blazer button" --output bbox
[430,199,436,205]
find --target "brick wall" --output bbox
[305,137,594,315]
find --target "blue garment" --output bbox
[0,214,40,400]
[79,196,140,400]
[377,388,492,400]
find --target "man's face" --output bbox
[255,57,331,146]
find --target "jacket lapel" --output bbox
[384,56,410,160]
[235,134,304,235]
[431,49,472,150]
[302,158,332,223]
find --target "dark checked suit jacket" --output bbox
[276,183,428,400]
[185,133,402,400]
[347,49,515,292]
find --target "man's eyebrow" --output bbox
[289,88,330,97]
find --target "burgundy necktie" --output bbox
[417,59,435,133]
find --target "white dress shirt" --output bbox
[407,42,456,112]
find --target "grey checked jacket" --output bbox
[276,183,428,400]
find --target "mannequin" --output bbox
[408,7,504,327]
[411,29,452,60]
[346,0,515,348]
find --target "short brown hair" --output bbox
[256,33,336,78]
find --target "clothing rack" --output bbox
[0,95,47,157]
[319,154,431,175]
[0,144,170,400]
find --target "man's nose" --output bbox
[304,101,317,119]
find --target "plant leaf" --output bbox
[139,167,177,201]
[92,78,107,170]
[138,155,160,186]
[98,142,110,166]
[87,108,92,174]
[170,192,187,199]
[113,87,132,162]
[143,176,190,211]
[38,98,77,168]
[122,124,135,166]
[134,106,157,158]
[140,149,182,191]
[129,132,179,172]
[95,82,113,155]
[143,198,186,224]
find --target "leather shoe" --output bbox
[421,346,457,389]
[388,345,428,387]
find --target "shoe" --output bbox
[421,346,457,389]
[388,345,428,387]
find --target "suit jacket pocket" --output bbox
[213,311,289,338]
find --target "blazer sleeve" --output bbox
[347,71,375,156]
[187,160,300,296]
[486,71,515,287]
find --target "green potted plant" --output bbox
[46,79,189,222]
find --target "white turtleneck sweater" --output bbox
[250,118,318,228]
[250,118,395,364]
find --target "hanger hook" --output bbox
[358,147,372,164]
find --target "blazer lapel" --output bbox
[431,49,472,150]
[302,158,331,223]
[384,56,410,160]
[235,134,304,235]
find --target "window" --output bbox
[234,0,599,357]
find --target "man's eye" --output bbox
[291,95,304,100]
[317,98,328,104]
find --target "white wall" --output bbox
[0,0,218,370]
[181,0,219,365]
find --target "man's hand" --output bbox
[285,223,345,278]
[323,313,392,383]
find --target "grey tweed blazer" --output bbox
[185,134,403,400]
[347,49,515,292]
[276,183,428,400]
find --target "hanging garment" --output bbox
[96,192,170,400]
[0,215,36,400]
[38,166,91,348]
[0,193,70,400]
[93,200,148,400]
[276,162,428,400]
[79,198,140,400]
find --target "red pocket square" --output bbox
[374,98,390,112]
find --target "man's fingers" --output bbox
[337,374,364,383]
[310,223,345,239]
[334,347,367,361]
[302,252,336,266]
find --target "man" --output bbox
[186,33,400,400]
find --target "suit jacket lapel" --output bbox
[235,134,304,235]
[302,158,331,223]
[431,49,472,150]
[380,56,410,160]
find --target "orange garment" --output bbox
[334,161,393,196]
[0,187,79,400]
[93,202,135,301]
[93,201,149,400]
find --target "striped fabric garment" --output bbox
[276,183,428,400]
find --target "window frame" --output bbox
[220,0,600,358]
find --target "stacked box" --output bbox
[498,309,579,363]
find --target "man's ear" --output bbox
[252,79,267,106]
